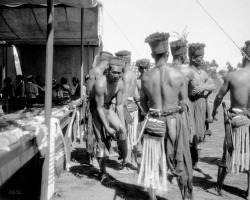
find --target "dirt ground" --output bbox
[51,94,248,200]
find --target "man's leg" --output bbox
[92,110,115,185]
[147,187,157,200]
[107,109,128,163]
[246,171,250,200]
[216,166,227,196]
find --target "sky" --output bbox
[100,0,250,69]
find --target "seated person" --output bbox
[25,75,39,99]
[60,77,71,99]
[0,77,14,99]
[71,77,80,99]
[15,75,25,99]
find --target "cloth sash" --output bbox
[126,97,138,112]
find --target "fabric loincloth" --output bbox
[138,107,193,192]
[125,97,139,164]
[219,108,250,173]
[182,99,196,141]
[189,96,206,141]
[91,102,111,158]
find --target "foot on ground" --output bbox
[206,187,227,197]
[100,174,117,187]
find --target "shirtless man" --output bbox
[86,51,113,165]
[115,50,138,170]
[188,43,216,169]
[170,39,196,141]
[92,57,128,185]
[135,59,150,137]
[87,51,113,97]
[212,40,250,199]
[138,32,193,200]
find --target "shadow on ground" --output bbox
[193,175,246,199]
[70,164,167,200]
[199,156,220,166]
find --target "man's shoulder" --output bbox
[94,76,106,87]
[143,67,159,79]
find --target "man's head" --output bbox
[115,50,131,66]
[136,58,150,76]
[241,41,250,66]
[60,77,68,85]
[145,32,170,62]
[16,75,24,84]
[52,79,56,86]
[170,39,188,64]
[188,43,206,67]
[72,77,79,86]
[108,57,125,83]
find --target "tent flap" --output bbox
[0,5,102,45]
[0,0,98,8]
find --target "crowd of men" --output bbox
[83,32,250,200]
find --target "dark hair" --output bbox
[4,77,11,85]
[85,74,90,82]
[72,77,79,83]
[60,77,67,85]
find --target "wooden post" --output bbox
[80,8,85,143]
[41,0,54,200]
[5,46,7,78]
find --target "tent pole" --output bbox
[2,46,4,87]
[41,0,54,200]
[5,46,7,78]
[80,8,85,142]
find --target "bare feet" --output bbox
[100,174,117,187]
[215,186,226,197]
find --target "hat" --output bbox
[136,58,150,68]
[145,32,170,54]
[242,41,250,57]
[188,43,206,58]
[170,39,188,56]
[99,51,113,61]
[115,50,131,63]
[109,57,126,67]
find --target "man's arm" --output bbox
[140,77,149,114]
[179,76,188,106]
[122,73,130,104]
[212,74,230,119]
[116,81,125,125]
[193,72,216,94]
[94,79,113,133]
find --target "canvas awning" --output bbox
[0,0,102,45]
[0,0,98,9]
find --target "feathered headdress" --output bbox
[241,41,250,57]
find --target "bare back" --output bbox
[122,69,137,99]
[171,63,195,92]
[141,65,186,111]
[88,66,104,98]
[225,68,250,110]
